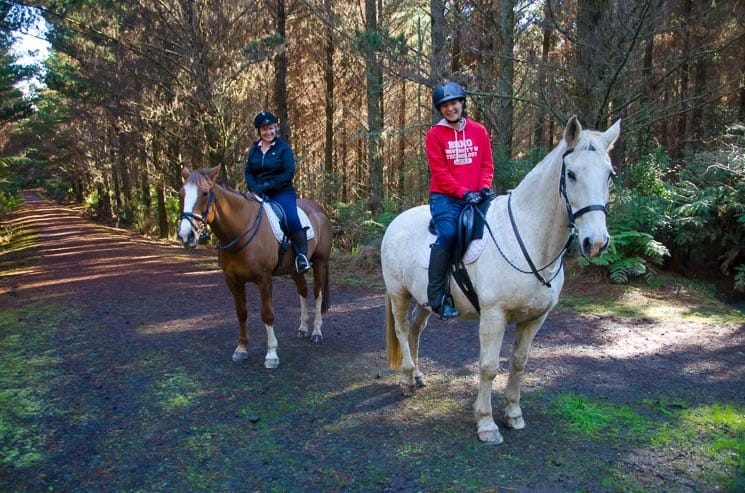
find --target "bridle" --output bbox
[180,185,265,252]
[480,144,609,288]
[180,188,215,243]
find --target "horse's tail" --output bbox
[385,294,402,369]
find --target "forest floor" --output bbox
[0,190,743,492]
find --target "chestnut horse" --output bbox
[382,117,620,443]
[177,165,332,368]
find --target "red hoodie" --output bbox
[426,117,494,199]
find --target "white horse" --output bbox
[382,116,620,444]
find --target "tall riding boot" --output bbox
[427,244,460,320]
[290,229,312,274]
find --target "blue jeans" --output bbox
[266,190,303,233]
[430,193,466,251]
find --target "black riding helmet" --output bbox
[254,111,278,128]
[432,81,467,109]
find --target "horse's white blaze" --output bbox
[178,183,199,244]
[382,117,620,444]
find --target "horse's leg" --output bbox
[504,315,547,430]
[309,259,328,343]
[257,277,279,369]
[389,292,418,396]
[474,309,508,444]
[408,303,431,388]
[226,278,249,363]
[291,272,311,339]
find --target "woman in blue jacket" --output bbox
[244,110,311,273]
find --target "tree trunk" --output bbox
[365,0,384,213]
[275,0,290,143]
[430,0,448,85]
[495,0,515,162]
[323,0,335,203]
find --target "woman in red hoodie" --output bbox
[426,81,495,320]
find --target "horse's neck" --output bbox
[505,144,571,260]
[212,188,260,240]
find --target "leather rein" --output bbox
[478,144,607,288]
[180,188,265,252]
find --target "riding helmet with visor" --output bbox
[254,111,278,129]
[432,81,467,109]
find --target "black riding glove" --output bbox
[464,191,481,205]
[480,187,496,201]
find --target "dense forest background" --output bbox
[1,0,744,297]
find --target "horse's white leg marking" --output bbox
[390,294,417,396]
[475,310,507,444]
[504,316,546,430]
[296,294,310,338]
[264,323,279,369]
[311,292,323,343]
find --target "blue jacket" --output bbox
[244,137,296,195]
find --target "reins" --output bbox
[477,144,607,288]
[180,187,265,252]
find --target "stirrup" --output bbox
[295,254,312,274]
[438,294,460,321]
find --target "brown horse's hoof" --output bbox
[264,357,279,369]
[415,376,426,388]
[310,334,323,344]
[232,350,248,362]
[296,329,309,338]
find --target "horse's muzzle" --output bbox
[580,235,609,258]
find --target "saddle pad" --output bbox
[263,203,315,242]
[418,234,487,268]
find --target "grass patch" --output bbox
[559,282,742,324]
[549,392,745,491]
[0,303,68,469]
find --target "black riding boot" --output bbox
[427,244,460,320]
[290,229,312,274]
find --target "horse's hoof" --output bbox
[478,429,504,444]
[505,414,525,430]
[264,357,279,369]
[232,351,248,362]
[296,330,309,338]
[310,334,323,344]
[399,381,416,397]
[415,376,426,388]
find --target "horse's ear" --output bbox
[206,165,221,183]
[181,167,191,181]
[599,119,621,151]
[564,115,582,148]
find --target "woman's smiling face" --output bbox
[439,99,463,123]
[259,124,277,142]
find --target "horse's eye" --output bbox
[567,170,577,181]
[202,190,209,197]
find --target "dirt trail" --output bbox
[1,190,743,492]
